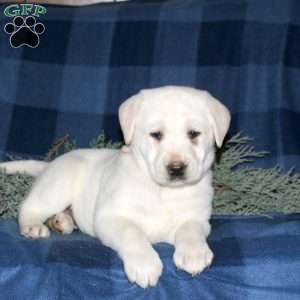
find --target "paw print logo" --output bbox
[4,16,45,48]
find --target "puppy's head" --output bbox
[119,86,230,187]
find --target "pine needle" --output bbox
[0,132,299,218]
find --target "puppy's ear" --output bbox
[119,94,140,145]
[206,93,231,147]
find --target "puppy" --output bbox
[0,86,230,288]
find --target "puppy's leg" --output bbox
[173,221,213,275]
[19,158,85,239]
[19,187,73,239]
[95,217,163,288]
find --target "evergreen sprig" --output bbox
[0,132,299,219]
[0,170,34,219]
[213,133,300,214]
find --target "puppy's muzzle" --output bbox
[166,162,187,181]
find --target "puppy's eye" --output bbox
[150,131,163,141]
[188,130,201,140]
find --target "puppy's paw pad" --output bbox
[174,242,213,275]
[21,224,50,239]
[48,213,75,235]
[124,247,163,288]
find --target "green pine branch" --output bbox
[213,133,300,214]
[0,132,299,219]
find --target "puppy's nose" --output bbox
[167,162,187,180]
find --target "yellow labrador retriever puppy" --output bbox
[0,86,230,288]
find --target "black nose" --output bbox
[167,162,187,180]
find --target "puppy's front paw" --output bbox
[21,224,50,239]
[173,241,213,275]
[123,246,163,288]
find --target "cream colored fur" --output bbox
[0,86,230,288]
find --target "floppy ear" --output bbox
[206,94,231,147]
[118,94,140,145]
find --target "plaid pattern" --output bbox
[0,0,300,171]
[1,215,300,299]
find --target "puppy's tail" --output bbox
[0,160,49,176]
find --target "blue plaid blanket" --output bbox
[0,0,300,170]
[1,215,300,300]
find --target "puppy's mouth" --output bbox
[161,172,189,187]
[169,176,186,182]
[166,178,188,187]
[168,173,187,184]
[152,174,187,187]
[150,163,200,187]
[154,174,202,188]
